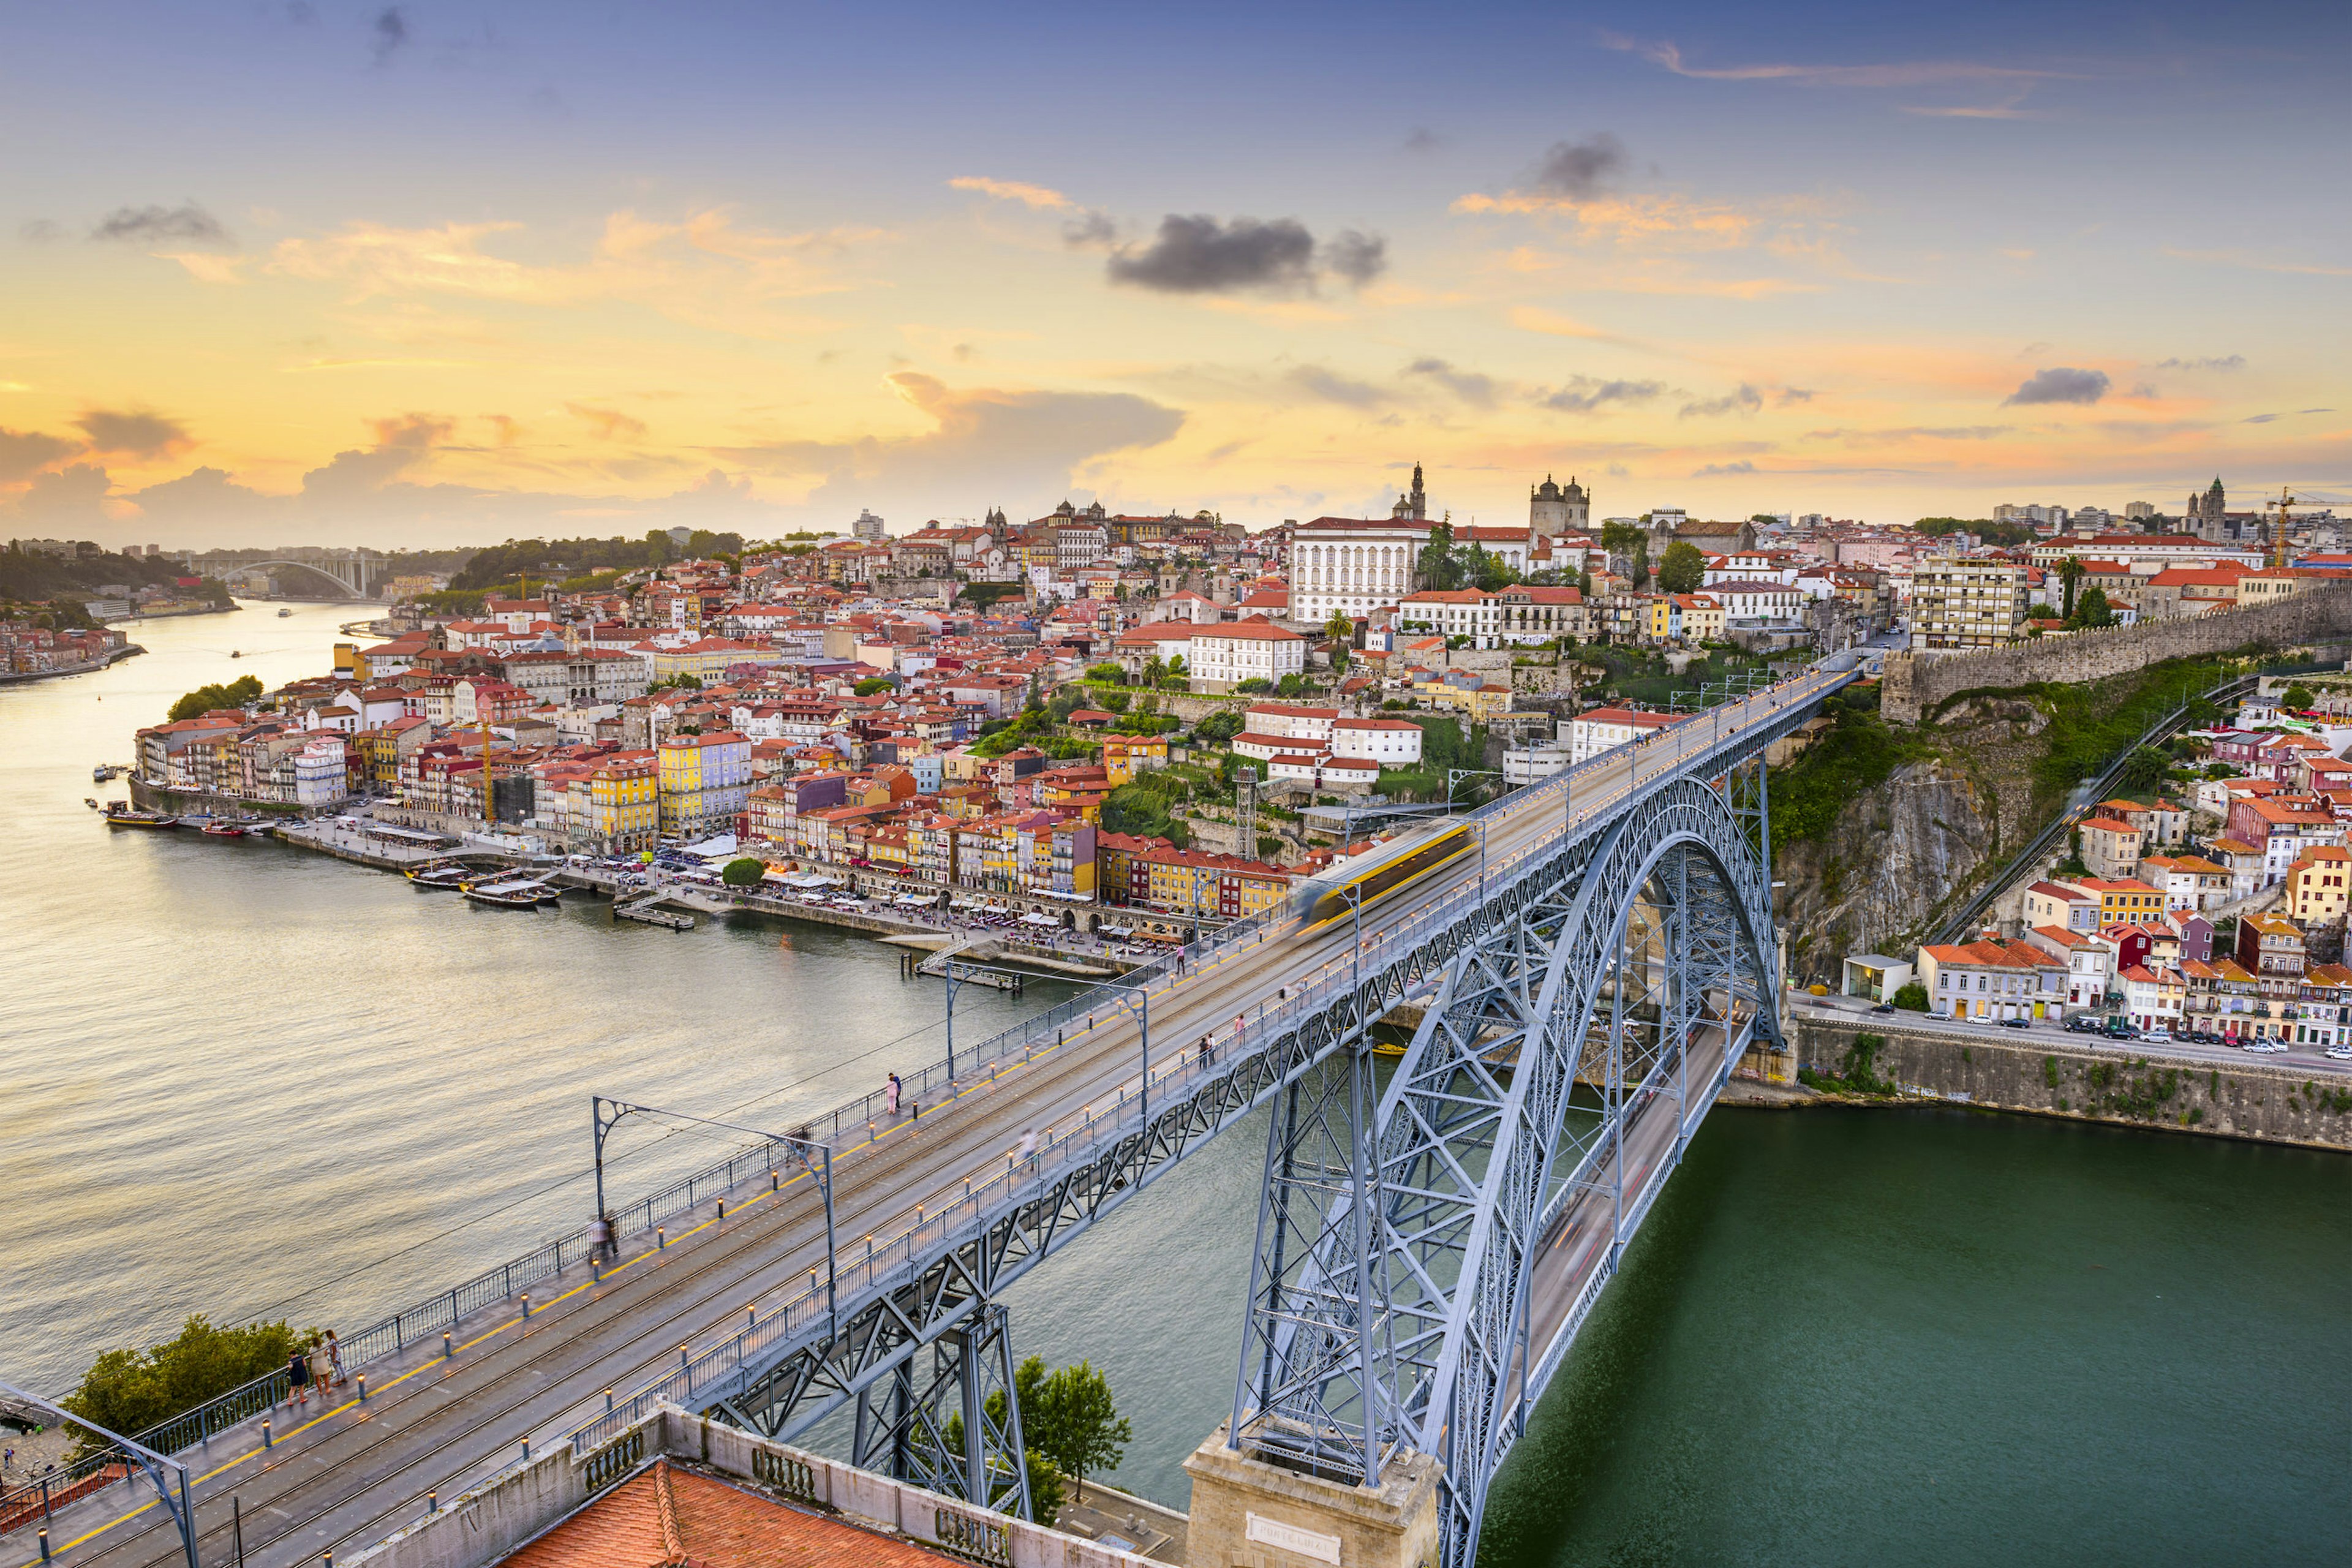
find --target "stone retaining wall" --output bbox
[1880,584,2352,723]
[1789,1014,2351,1150]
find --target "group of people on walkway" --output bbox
[285,1329,345,1407]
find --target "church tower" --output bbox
[1529,473,1589,536]
[2187,476,2225,541]
[1390,462,1428,522]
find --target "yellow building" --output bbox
[590,756,658,851]
[1411,674,1514,722]
[2286,846,2352,926]
[657,730,752,836]
[1102,734,1169,788]
[1677,594,1725,642]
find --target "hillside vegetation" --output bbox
[1772,655,2256,981]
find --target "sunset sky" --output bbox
[2,1,2345,549]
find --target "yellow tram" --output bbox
[1291,818,1479,931]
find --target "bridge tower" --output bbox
[1190,755,1784,1568]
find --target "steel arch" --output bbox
[1231,771,1781,1568]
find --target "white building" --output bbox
[1703,578,1806,622]
[1242,704,1338,744]
[1330,717,1423,766]
[294,736,347,809]
[1909,555,2032,650]
[2021,925,2116,1011]
[1291,517,1427,624]
[1564,706,1691,763]
[1189,620,1305,692]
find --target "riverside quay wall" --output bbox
[1787,1014,2352,1151]
[1880,584,2352,724]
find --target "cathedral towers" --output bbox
[1529,473,1589,536]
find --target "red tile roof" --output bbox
[503,1460,956,1568]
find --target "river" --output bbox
[4,606,2345,1563]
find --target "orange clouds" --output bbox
[949,176,1072,210]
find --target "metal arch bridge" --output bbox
[13,666,1851,1568]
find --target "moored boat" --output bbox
[202,821,250,838]
[407,864,473,889]
[464,882,556,908]
[277,607,293,617]
[105,806,178,829]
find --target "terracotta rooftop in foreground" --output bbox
[505,1459,956,1568]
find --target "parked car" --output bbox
[2326,1046,2352,1061]
[1870,1002,1896,1014]
[2141,1028,2173,1044]
[2000,1017,2032,1029]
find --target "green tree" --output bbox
[2282,683,2315,710]
[1656,540,1706,595]
[1890,981,1930,1012]
[643,528,675,567]
[64,1315,306,1453]
[1026,1360,1132,1505]
[1417,522,1463,591]
[167,674,264,721]
[1192,708,1243,745]
[2069,585,2117,629]
[2056,557,2086,620]
[720,857,766,888]
[853,677,895,696]
[1234,677,1273,694]
[1086,662,1128,684]
[1098,688,1132,713]
[2119,745,2170,794]
[1324,611,1355,644]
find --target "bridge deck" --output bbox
[20,671,1847,1568]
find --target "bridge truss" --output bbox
[1231,761,1781,1568]
[572,689,1829,1546]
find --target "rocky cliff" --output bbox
[1774,696,2052,984]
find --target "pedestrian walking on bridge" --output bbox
[886,1072,902,1118]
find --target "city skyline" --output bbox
[2,0,2346,548]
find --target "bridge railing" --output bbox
[565,739,1675,1453]
[82,676,1843,1486]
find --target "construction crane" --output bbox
[2267,486,2298,572]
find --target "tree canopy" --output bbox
[2069,586,2118,629]
[1656,540,1706,595]
[168,674,264,721]
[1022,1360,1132,1504]
[720,857,767,887]
[65,1314,306,1453]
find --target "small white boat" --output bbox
[277,608,293,618]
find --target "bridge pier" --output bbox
[1183,1425,1441,1568]
[847,1301,1031,1520]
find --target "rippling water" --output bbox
[8,606,2345,1555]
[0,605,1065,1389]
